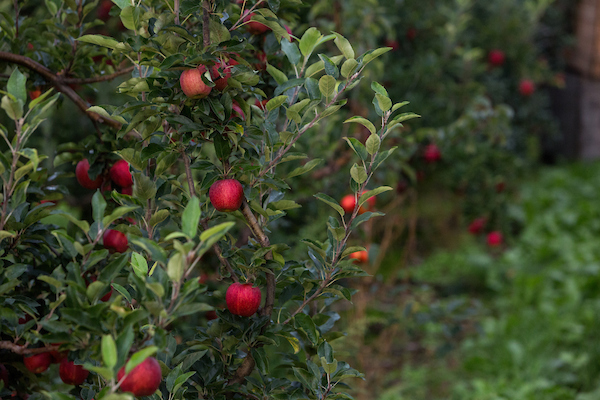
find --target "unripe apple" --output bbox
[349,250,368,264]
[243,12,271,35]
[23,353,52,374]
[468,218,486,235]
[487,49,505,67]
[211,59,239,91]
[487,231,503,247]
[117,357,162,397]
[103,229,128,253]
[423,143,441,163]
[109,159,133,188]
[519,79,535,96]
[209,179,244,212]
[226,282,261,317]
[59,359,89,385]
[180,66,212,98]
[76,159,104,190]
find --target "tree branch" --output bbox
[202,0,211,48]
[0,341,60,355]
[0,51,122,129]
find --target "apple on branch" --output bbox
[23,353,52,374]
[209,179,244,212]
[103,229,128,253]
[59,359,89,385]
[117,357,162,397]
[226,282,261,317]
[76,159,104,190]
[180,65,212,98]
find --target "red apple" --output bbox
[487,49,505,67]
[18,314,33,324]
[29,87,42,100]
[110,159,133,188]
[384,39,400,51]
[487,231,503,247]
[226,282,261,317]
[97,0,113,21]
[349,250,368,264]
[205,310,218,320]
[49,349,68,364]
[27,43,34,51]
[519,79,535,96]
[423,143,441,163]
[59,359,89,385]
[0,364,9,388]
[103,229,128,253]
[117,357,162,397]
[243,12,271,35]
[211,59,239,91]
[340,192,374,215]
[23,353,52,374]
[209,179,244,212]
[76,159,104,190]
[119,185,133,195]
[468,218,486,235]
[180,66,212,98]
[254,50,267,71]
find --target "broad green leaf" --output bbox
[299,27,322,57]
[269,200,301,210]
[92,191,107,225]
[318,75,336,99]
[149,209,170,227]
[391,101,410,113]
[340,246,367,259]
[319,54,339,79]
[361,46,392,66]
[83,364,114,381]
[341,58,358,78]
[358,186,392,207]
[350,211,384,230]
[295,313,319,344]
[392,112,421,123]
[199,221,235,242]
[266,95,288,111]
[281,38,301,65]
[372,147,397,170]
[305,77,321,100]
[167,252,184,283]
[365,133,380,155]
[304,60,324,78]
[119,6,140,31]
[371,81,388,97]
[38,275,62,289]
[287,158,322,178]
[209,18,231,44]
[344,116,376,136]
[266,64,288,85]
[350,163,367,184]
[343,137,368,161]
[7,68,26,104]
[86,281,105,301]
[77,34,120,50]
[1,95,23,120]
[182,196,200,239]
[333,32,354,59]
[102,335,118,369]
[131,252,148,279]
[102,206,138,227]
[375,93,392,112]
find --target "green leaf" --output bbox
[372,147,397,170]
[305,78,321,100]
[304,60,324,78]
[350,211,384,230]
[209,17,231,44]
[149,209,170,227]
[131,252,148,279]
[333,32,354,59]
[391,101,410,113]
[1,95,23,120]
[365,133,380,155]
[344,116,375,136]
[111,283,132,303]
[392,112,421,123]
[268,200,301,210]
[92,191,107,225]
[343,137,368,161]
[119,6,140,31]
[132,172,156,202]
[287,158,322,178]
[361,46,392,66]
[83,364,114,381]
[102,335,118,369]
[319,54,339,79]
[266,64,288,85]
[340,58,358,78]
[299,27,322,57]
[318,75,336,99]
[182,197,200,239]
[358,186,391,207]
[350,163,367,184]
[77,34,120,50]
[167,252,184,283]
[199,221,234,242]
[295,313,319,344]
[7,68,26,104]
[375,93,392,112]
[102,206,139,227]
[266,95,288,111]
[340,246,367,259]
[313,193,344,217]
[125,346,158,373]
[38,275,63,289]
[281,38,301,65]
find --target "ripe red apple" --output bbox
[18,314,33,324]
[211,59,239,91]
[119,185,133,195]
[243,12,270,35]
[487,231,503,247]
[487,49,505,67]
[23,353,52,374]
[117,357,162,397]
[109,159,133,188]
[519,79,535,96]
[59,359,89,385]
[205,310,218,320]
[49,349,68,364]
[468,218,486,235]
[226,282,261,317]
[97,0,113,21]
[340,192,374,215]
[76,159,104,190]
[29,87,42,100]
[180,66,212,98]
[209,179,244,212]
[349,250,368,264]
[423,143,441,163]
[103,229,128,253]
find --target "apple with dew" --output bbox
[76,159,104,190]
[468,218,486,235]
[103,229,128,253]
[423,143,441,163]
[117,357,162,397]
[349,250,368,264]
[243,12,271,35]
[226,282,261,317]
[487,231,503,247]
[209,179,244,212]
[180,66,212,98]
[109,159,133,188]
[211,59,239,91]
[519,79,535,96]
[487,49,505,67]
[59,359,89,385]
[23,353,52,374]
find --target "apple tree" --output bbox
[0,0,418,399]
